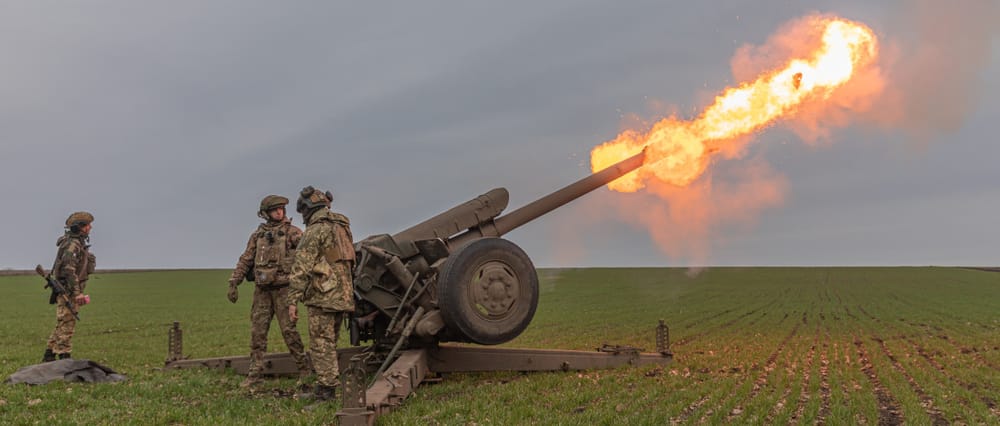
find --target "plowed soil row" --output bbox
[786,321,820,425]
[680,309,733,330]
[890,293,996,331]
[906,337,997,418]
[872,337,949,425]
[816,310,838,424]
[683,318,800,423]
[854,336,904,426]
[673,299,779,347]
[727,320,803,421]
[858,299,994,422]
[671,395,711,425]
[900,318,1000,371]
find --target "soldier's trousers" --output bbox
[47,303,76,354]
[306,307,344,387]
[248,286,309,377]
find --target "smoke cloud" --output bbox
[554,157,786,268]
[618,159,787,266]
[870,0,999,144]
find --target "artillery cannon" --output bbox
[350,149,647,349]
[165,148,671,423]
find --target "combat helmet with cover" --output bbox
[296,186,332,217]
[258,195,290,219]
[65,211,94,233]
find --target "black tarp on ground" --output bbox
[5,359,127,385]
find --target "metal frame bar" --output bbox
[164,346,367,376]
[164,322,672,424]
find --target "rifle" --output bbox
[35,264,80,321]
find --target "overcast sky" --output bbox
[2,1,998,269]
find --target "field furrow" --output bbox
[673,299,780,347]
[727,320,802,422]
[783,317,819,425]
[854,335,905,425]
[905,337,995,421]
[872,336,949,425]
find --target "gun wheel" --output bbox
[438,238,539,345]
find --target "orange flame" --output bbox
[591,16,878,191]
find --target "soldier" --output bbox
[228,195,311,388]
[287,186,355,401]
[43,212,96,362]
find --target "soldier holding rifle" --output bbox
[41,211,96,362]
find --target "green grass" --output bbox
[1,267,997,425]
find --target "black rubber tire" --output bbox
[437,238,539,345]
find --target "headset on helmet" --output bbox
[296,186,332,214]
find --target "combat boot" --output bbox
[42,349,56,363]
[58,353,71,360]
[295,367,314,392]
[314,384,336,401]
[240,375,262,389]
[296,384,336,401]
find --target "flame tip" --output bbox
[592,15,879,192]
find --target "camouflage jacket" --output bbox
[287,209,356,312]
[230,219,302,287]
[53,232,92,296]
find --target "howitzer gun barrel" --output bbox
[494,148,646,235]
[449,148,646,248]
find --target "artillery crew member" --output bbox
[43,211,96,362]
[229,195,311,388]
[287,186,355,401]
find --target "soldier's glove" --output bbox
[227,283,239,304]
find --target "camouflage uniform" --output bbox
[288,208,355,390]
[230,217,311,380]
[46,214,95,359]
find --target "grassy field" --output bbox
[0,267,997,425]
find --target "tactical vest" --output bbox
[253,223,296,286]
[302,212,356,312]
[322,216,356,266]
[52,235,90,290]
[79,252,96,291]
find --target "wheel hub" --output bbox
[471,262,519,317]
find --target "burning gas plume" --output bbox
[580,14,887,265]
[591,16,879,191]
[569,4,995,266]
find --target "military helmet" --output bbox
[296,186,332,214]
[65,211,94,228]
[259,195,289,214]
